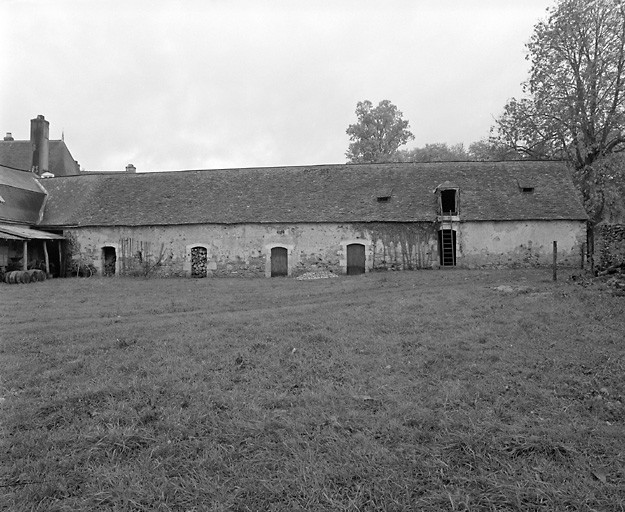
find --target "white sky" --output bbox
[1,0,553,171]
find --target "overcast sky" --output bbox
[1,0,554,172]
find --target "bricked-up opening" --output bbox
[440,189,457,215]
[438,230,456,266]
[191,246,208,277]
[102,246,116,276]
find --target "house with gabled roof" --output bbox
[0,115,81,177]
[0,165,65,274]
[1,116,589,279]
[0,115,78,276]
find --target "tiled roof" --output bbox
[38,161,588,227]
[0,140,79,175]
[0,141,32,171]
[0,166,46,224]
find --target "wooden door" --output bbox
[346,243,365,275]
[271,247,288,277]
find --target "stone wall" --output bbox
[457,220,586,268]
[62,219,587,277]
[594,224,625,270]
[63,223,438,278]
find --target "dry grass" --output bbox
[1,269,624,511]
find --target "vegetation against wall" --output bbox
[595,224,625,269]
[358,222,437,270]
[119,238,168,277]
[63,232,97,277]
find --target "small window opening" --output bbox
[522,187,535,193]
[440,189,457,215]
[377,196,391,203]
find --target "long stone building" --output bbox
[1,117,588,278]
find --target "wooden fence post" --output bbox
[553,241,558,281]
[22,240,28,270]
[580,243,584,270]
[43,240,50,275]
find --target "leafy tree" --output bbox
[467,138,524,161]
[492,0,625,168]
[346,100,414,163]
[574,153,625,223]
[396,143,468,162]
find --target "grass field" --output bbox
[1,269,624,511]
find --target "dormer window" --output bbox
[375,187,393,203]
[517,178,535,194]
[440,189,457,215]
[435,182,459,216]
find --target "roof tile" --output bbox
[38,161,588,227]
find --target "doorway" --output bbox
[270,247,288,277]
[102,246,117,276]
[346,243,366,275]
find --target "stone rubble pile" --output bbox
[296,271,339,280]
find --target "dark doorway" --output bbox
[347,243,366,275]
[102,246,117,276]
[438,230,456,266]
[271,247,288,277]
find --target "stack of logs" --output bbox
[191,247,208,277]
[4,269,47,284]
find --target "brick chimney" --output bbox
[30,115,50,175]
[3,132,14,141]
[125,164,136,173]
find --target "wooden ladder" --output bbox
[441,212,455,267]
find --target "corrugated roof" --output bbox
[0,224,64,240]
[38,161,588,227]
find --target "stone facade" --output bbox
[594,224,625,270]
[458,220,587,268]
[65,223,436,278]
[63,218,587,278]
